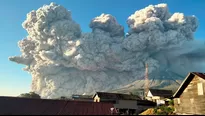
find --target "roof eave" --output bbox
[172,72,195,98]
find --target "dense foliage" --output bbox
[19,92,41,99]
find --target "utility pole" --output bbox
[144,63,149,99]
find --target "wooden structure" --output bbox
[172,72,205,115]
[146,89,173,106]
[93,92,156,115]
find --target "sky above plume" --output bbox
[0,0,205,96]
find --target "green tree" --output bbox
[168,99,174,106]
[19,92,41,99]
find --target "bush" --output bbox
[154,105,174,115]
[168,100,174,106]
[19,92,41,99]
[154,107,158,114]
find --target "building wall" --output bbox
[94,95,100,102]
[156,99,165,106]
[93,94,156,114]
[147,91,153,97]
[114,100,155,114]
[136,90,145,99]
[114,100,138,109]
[146,90,165,105]
[174,75,205,115]
[146,95,165,106]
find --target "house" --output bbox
[145,89,173,106]
[133,89,145,100]
[72,94,93,102]
[172,72,205,115]
[93,92,156,115]
[93,92,142,103]
[0,96,116,115]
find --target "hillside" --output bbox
[110,79,182,94]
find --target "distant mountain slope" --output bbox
[110,79,183,94]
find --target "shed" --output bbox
[93,92,141,102]
[146,89,173,105]
[93,92,155,115]
[172,72,205,115]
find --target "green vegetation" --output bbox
[19,92,41,99]
[140,99,175,115]
[168,100,174,106]
[153,105,175,115]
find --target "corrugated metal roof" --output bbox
[72,94,93,101]
[0,96,115,115]
[136,100,156,106]
[192,72,205,79]
[72,95,93,99]
[149,89,173,98]
[94,92,141,100]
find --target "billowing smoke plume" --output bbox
[9,3,205,98]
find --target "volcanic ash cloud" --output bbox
[9,3,204,98]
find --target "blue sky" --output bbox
[0,0,204,96]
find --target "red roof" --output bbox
[0,96,115,115]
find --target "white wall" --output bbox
[156,99,165,106]
[147,91,153,97]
